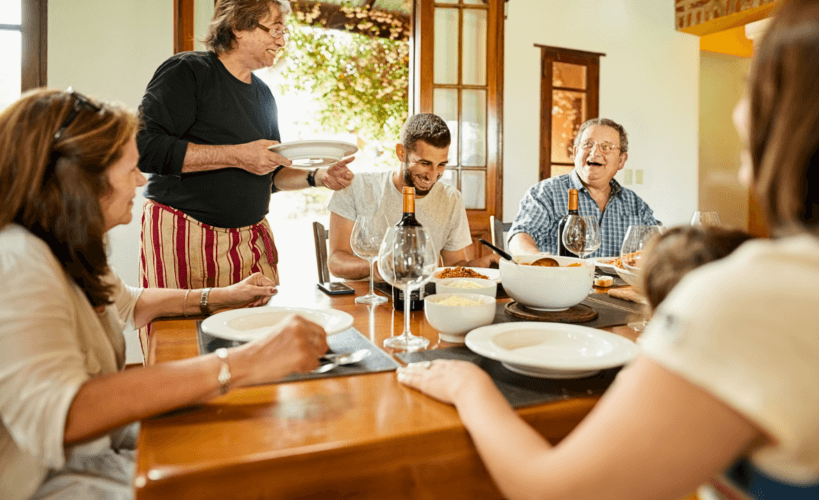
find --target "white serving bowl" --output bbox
[424,293,497,343]
[615,265,641,288]
[500,255,594,311]
[435,278,497,297]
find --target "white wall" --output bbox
[699,52,750,230]
[503,0,701,228]
[49,0,173,364]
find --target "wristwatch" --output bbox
[307,168,318,187]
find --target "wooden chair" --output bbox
[312,221,331,284]
[490,215,513,253]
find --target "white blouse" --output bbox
[0,225,142,500]
[640,234,819,485]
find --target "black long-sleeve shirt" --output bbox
[137,51,280,228]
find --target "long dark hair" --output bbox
[0,88,138,307]
[750,0,819,235]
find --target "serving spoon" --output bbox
[313,348,371,373]
[478,239,558,267]
[478,239,517,264]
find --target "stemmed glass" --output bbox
[351,214,389,305]
[561,215,602,259]
[620,225,664,331]
[377,224,437,350]
[690,211,721,227]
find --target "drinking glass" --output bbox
[351,214,389,305]
[377,224,437,350]
[690,211,721,227]
[561,215,602,259]
[620,225,663,331]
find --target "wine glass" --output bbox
[690,211,721,227]
[377,224,437,350]
[351,214,389,305]
[561,215,602,259]
[620,225,663,331]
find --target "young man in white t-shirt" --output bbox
[328,113,498,280]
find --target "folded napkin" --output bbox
[607,288,648,305]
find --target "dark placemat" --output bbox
[396,347,620,409]
[491,293,644,329]
[197,323,400,382]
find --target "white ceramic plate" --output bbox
[267,140,358,168]
[432,267,501,283]
[465,322,639,379]
[201,306,354,343]
[590,257,620,274]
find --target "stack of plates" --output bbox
[465,322,639,379]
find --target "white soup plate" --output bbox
[465,322,639,379]
[267,140,358,168]
[201,306,354,343]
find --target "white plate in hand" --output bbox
[267,140,358,168]
[465,322,639,379]
[432,267,501,283]
[200,306,354,343]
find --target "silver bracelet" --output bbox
[182,289,192,317]
[214,348,231,395]
[199,287,211,315]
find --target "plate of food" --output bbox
[201,306,354,343]
[590,256,621,274]
[267,140,358,168]
[432,266,501,283]
[465,322,640,379]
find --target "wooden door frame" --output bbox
[414,0,504,249]
[21,0,48,90]
[536,45,604,181]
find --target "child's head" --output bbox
[641,226,755,311]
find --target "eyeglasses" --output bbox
[53,87,102,142]
[578,141,621,154]
[256,22,289,40]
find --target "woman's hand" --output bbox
[212,273,278,311]
[397,359,493,405]
[317,157,355,190]
[232,314,329,384]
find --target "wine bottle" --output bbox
[393,186,425,311]
[557,188,579,257]
[397,186,422,227]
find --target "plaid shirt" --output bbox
[508,170,658,258]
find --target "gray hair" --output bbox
[400,113,451,154]
[573,117,629,153]
[202,0,291,55]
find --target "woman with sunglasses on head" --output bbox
[0,88,329,500]
[398,1,819,499]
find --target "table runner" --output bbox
[197,323,400,382]
[396,347,620,409]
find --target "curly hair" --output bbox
[203,0,292,55]
[0,88,138,307]
[400,113,452,154]
[640,226,755,311]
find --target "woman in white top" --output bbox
[397,0,819,499]
[0,88,329,500]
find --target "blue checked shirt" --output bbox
[508,170,659,258]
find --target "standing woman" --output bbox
[397,1,819,499]
[0,89,328,500]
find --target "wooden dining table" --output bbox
[134,280,641,500]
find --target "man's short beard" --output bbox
[403,157,436,197]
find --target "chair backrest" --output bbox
[490,215,513,253]
[312,221,331,284]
